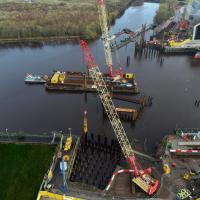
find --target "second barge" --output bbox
[25,74,48,84]
[45,71,139,94]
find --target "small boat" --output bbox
[24,73,47,84]
[193,51,200,59]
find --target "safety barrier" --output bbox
[170,149,200,153]
[67,137,80,179]
[105,169,134,191]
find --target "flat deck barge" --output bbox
[45,71,139,94]
[24,74,47,84]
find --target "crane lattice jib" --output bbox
[97,0,113,77]
[80,40,159,195]
[80,40,138,173]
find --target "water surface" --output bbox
[1,3,199,152]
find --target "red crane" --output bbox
[80,39,159,195]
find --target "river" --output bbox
[0,2,200,152]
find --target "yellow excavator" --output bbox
[183,169,200,181]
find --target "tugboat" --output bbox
[24,73,48,84]
[193,51,200,59]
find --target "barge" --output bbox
[24,73,47,84]
[45,71,139,94]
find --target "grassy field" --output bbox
[0,143,56,200]
[0,0,133,41]
[154,0,177,25]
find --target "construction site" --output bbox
[1,0,200,199]
[34,0,200,199]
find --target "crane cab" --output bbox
[51,72,60,84]
[133,175,159,195]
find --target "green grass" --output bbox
[154,0,177,25]
[0,143,56,200]
[0,0,133,41]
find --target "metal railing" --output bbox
[67,137,80,180]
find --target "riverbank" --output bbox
[0,0,134,44]
[0,143,56,200]
[154,0,177,25]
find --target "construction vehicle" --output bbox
[176,188,192,200]
[51,72,60,84]
[124,73,134,79]
[163,163,170,174]
[183,169,200,181]
[64,128,72,151]
[80,39,158,195]
[51,71,66,84]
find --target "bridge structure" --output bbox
[110,24,154,51]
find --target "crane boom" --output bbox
[80,39,158,195]
[97,0,114,77]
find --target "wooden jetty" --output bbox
[116,107,139,122]
[103,105,140,122]
[112,94,152,107]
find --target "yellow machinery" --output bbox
[51,72,60,84]
[124,73,134,79]
[176,188,191,200]
[64,136,72,151]
[51,71,66,84]
[183,170,196,181]
[37,191,83,200]
[83,110,88,134]
[169,38,191,47]
[47,169,53,180]
[64,128,72,151]
[163,164,170,174]
[64,154,70,161]
[59,73,65,83]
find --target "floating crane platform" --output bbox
[24,74,47,84]
[45,71,139,94]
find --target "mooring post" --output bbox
[140,23,146,53]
